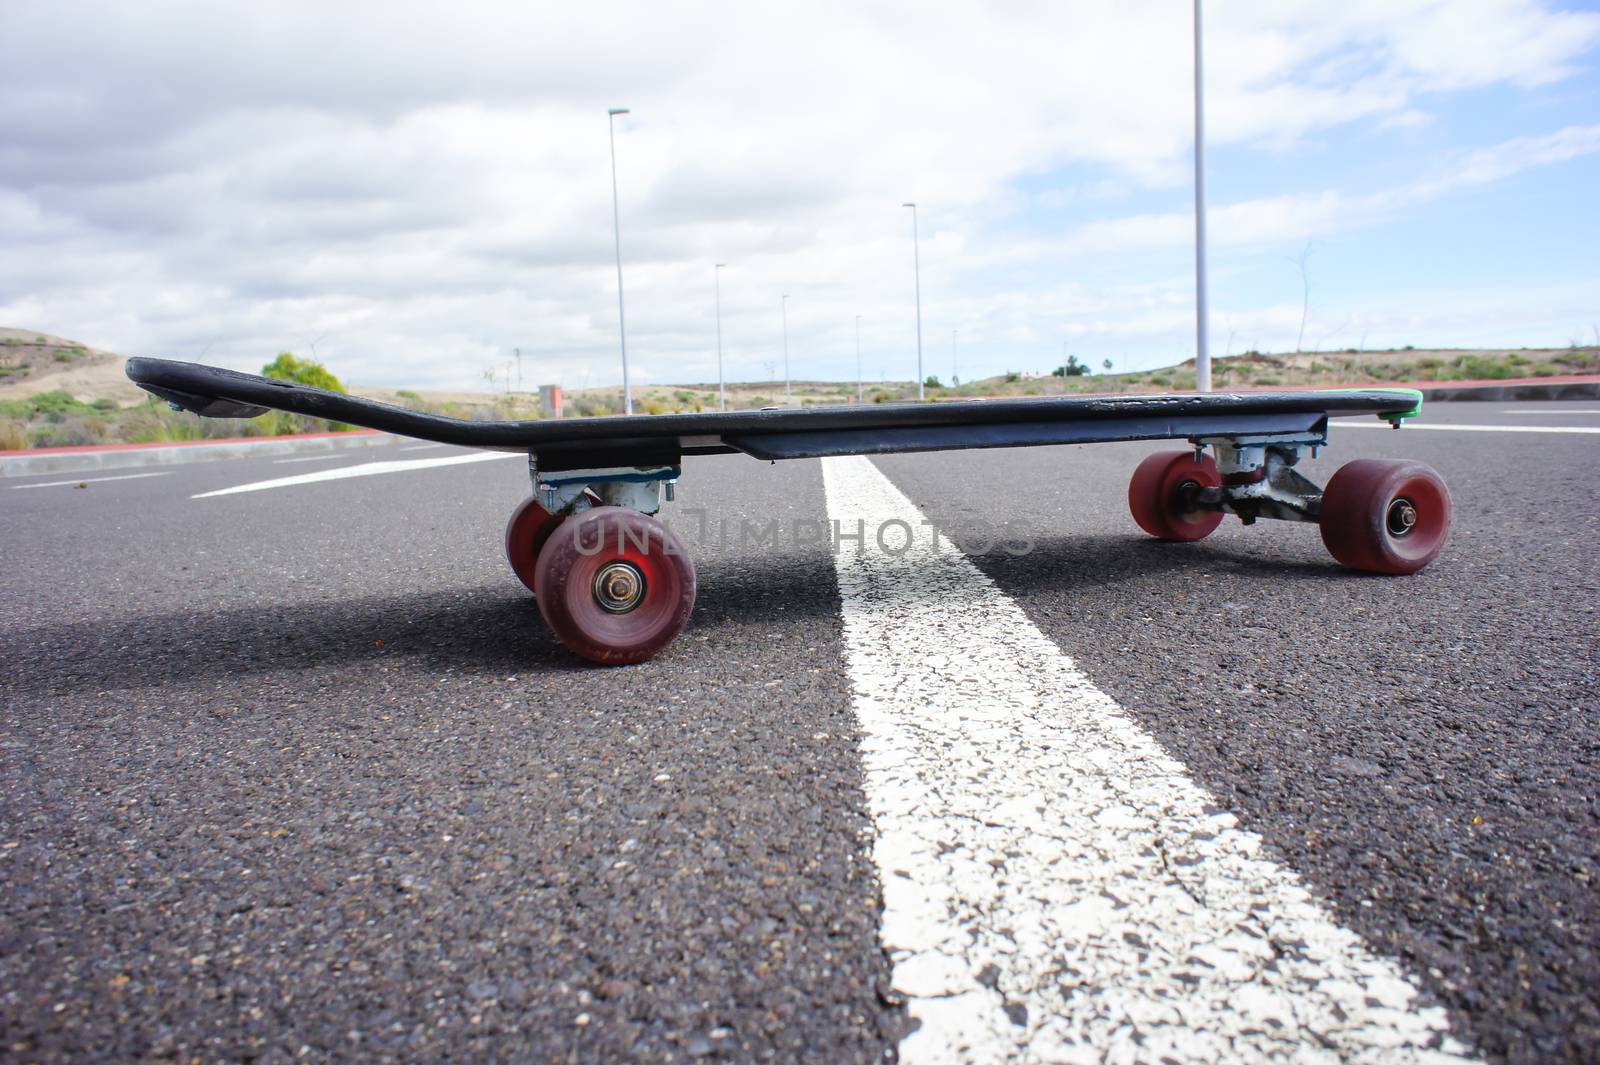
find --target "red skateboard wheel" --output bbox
[504,496,565,594]
[1128,451,1225,542]
[533,506,696,664]
[1319,459,1450,574]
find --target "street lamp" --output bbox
[714,263,727,411]
[1193,2,1211,393]
[855,315,863,403]
[952,328,958,387]
[781,294,791,403]
[607,107,633,413]
[903,203,924,400]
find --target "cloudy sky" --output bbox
[2,0,1598,391]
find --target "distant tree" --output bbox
[924,375,943,388]
[262,352,346,393]
[1102,358,1113,373]
[1052,355,1089,377]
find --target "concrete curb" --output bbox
[1,430,396,478]
[1417,380,1600,402]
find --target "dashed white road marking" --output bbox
[10,472,171,489]
[1333,418,1600,435]
[193,451,516,498]
[272,454,347,464]
[401,442,450,451]
[821,454,1475,1064]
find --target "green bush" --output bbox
[1453,354,1519,380]
[30,415,110,448]
[261,352,347,393]
[1254,376,1281,386]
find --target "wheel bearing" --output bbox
[593,561,646,614]
[1387,497,1418,538]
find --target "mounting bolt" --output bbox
[664,479,677,502]
[539,483,556,510]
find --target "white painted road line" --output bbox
[1498,408,1600,415]
[9,472,171,490]
[821,455,1475,1064]
[1334,419,1600,434]
[272,454,347,464]
[193,451,517,498]
[401,443,449,451]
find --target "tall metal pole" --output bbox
[855,315,863,403]
[1193,2,1212,393]
[714,263,727,411]
[781,294,791,403]
[952,328,958,386]
[607,107,633,413]
[903,203,924,400]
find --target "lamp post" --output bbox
[781,293,791,403]
[714,263,727,411]
[1193,2,1211,393]
[607,107,633,413]
[952,328,958,386]
[855,315,863,403]
[903,202,924,400]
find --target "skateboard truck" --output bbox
[1191,431,1326,525]
[528,455,680,516]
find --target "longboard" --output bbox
[128,358,1449,664]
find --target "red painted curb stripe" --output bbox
[13,429,384,457]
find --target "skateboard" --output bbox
[127,358,1451,664]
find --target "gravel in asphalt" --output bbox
[2,402,1597,1062]
[2,446,906,1062]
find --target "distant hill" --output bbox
[0,327,146,407]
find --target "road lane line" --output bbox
[820,454,1474,1064]
[401,443,449,451]
[9,472,171,490]
[1498,408,1600,415]
[272,454,347,464]
[193,451,516,498]
[1333,419,1600,434]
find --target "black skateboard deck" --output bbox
[126,357,1420,469]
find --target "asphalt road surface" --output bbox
[2,402,1596,1063]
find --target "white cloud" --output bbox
[0,0,1597,388]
